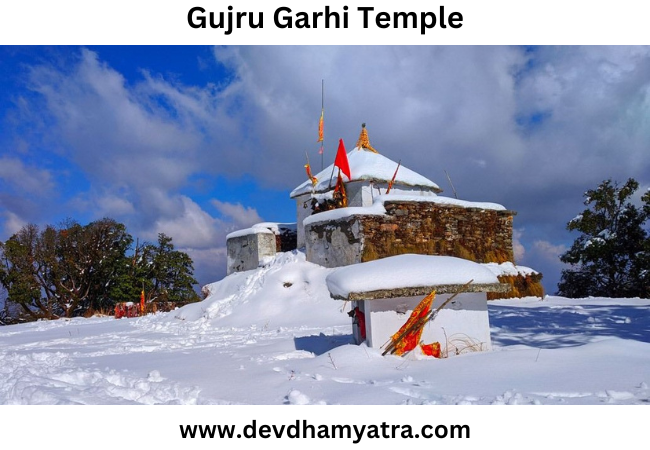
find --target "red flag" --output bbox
[334,139,351,180]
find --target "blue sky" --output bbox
[1,46,649,292]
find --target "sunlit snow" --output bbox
[1,251,649,405]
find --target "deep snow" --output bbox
[1,250,649,405]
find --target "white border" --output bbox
[1,1,650,45]
[1,0,647,447]
[2,405,646,447]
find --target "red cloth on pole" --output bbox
[334,139,351,180]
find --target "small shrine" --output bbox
[326,254,510,357]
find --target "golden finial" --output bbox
[355,123,378,153]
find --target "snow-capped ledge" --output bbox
[303,195,508,227]
[379,194,507,211]
[226,225,274,240]
[326,254,509,300]
[303,201,387,227]
[482,262,539,277]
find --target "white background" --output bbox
[4,405,646,447]
[0,0,646,446]
[1,1,649,44]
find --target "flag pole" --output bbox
[386,160,402,195]
[320,79,324,171]
[328,159,336,189]
[444,169,458,199]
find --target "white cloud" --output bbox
[514,46,650,188]
[27,49,203,192]
[513,228,525,262]
[212,199,263,228]
[0,157,54,194]
[96,193,136,217]
[149,196,221,249]
[210,46,529,190]
[533,240,569,263]
[207,46,650,215]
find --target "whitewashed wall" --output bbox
[361,292,492,356]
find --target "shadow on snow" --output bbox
[294,333,355,356]
[489,304,650,348]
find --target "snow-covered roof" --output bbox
[291,149,442,198]
[226,225,274,240]
[226,222,297,240]
[326,254,507,300]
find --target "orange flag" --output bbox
[305,164,318,186]
[317,108,324,143]
[390,291,435,356]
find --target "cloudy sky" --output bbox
[1,46,649,293]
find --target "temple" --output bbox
[226,124,543,299]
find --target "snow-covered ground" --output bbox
[1,251,649,405]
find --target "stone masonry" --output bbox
[305,200,516,268]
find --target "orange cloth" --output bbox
[420,342,441,358]
[305,164,318,186]
[390,291,435,356]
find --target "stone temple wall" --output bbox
[361,201,515,264]
[305,200,516,268]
